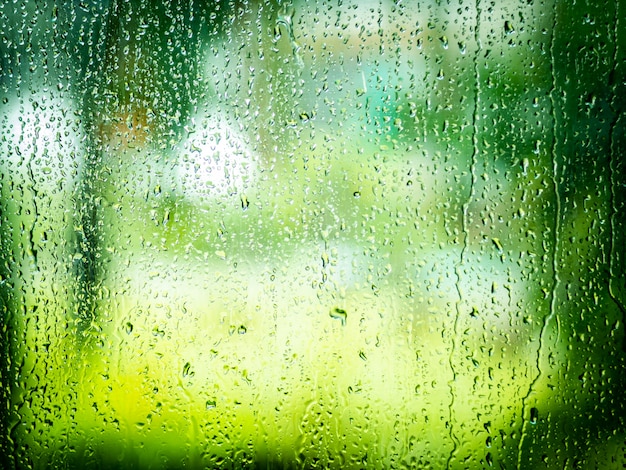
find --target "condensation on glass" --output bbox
[1,0,624,468]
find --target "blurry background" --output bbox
[1,0,625,468]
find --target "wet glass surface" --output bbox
[1,0,625,468]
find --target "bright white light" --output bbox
[176,116,255,202]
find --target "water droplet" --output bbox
[330,307,347,325]
[299,111,314,122]
[238,325,247,335]
[152,326,165,337]
[125,322,133,334]
[182,362,193,377]
[206,399,217,410]
[522,157,530,175]
[273,24,283,40]
[530,407,538,424]
[492,238,503,252]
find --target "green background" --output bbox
[1,0,625,468]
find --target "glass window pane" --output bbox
[1,0,624,468]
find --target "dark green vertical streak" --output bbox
[517,1,561,466]
[0,189,16,469]
[73,0,121,332]
[608,0,626,353]
[73,0,227,332]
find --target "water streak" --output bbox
[608,0,626,353]
[446,1,481,467]
[275,4,304,68]
[517,1,561,465]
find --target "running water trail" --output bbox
[275,4,304,68]
[446,1,481,467]
[517,1,561,465]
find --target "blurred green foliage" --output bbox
[1,0,625,468]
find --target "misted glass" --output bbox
[1,0,625,468]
